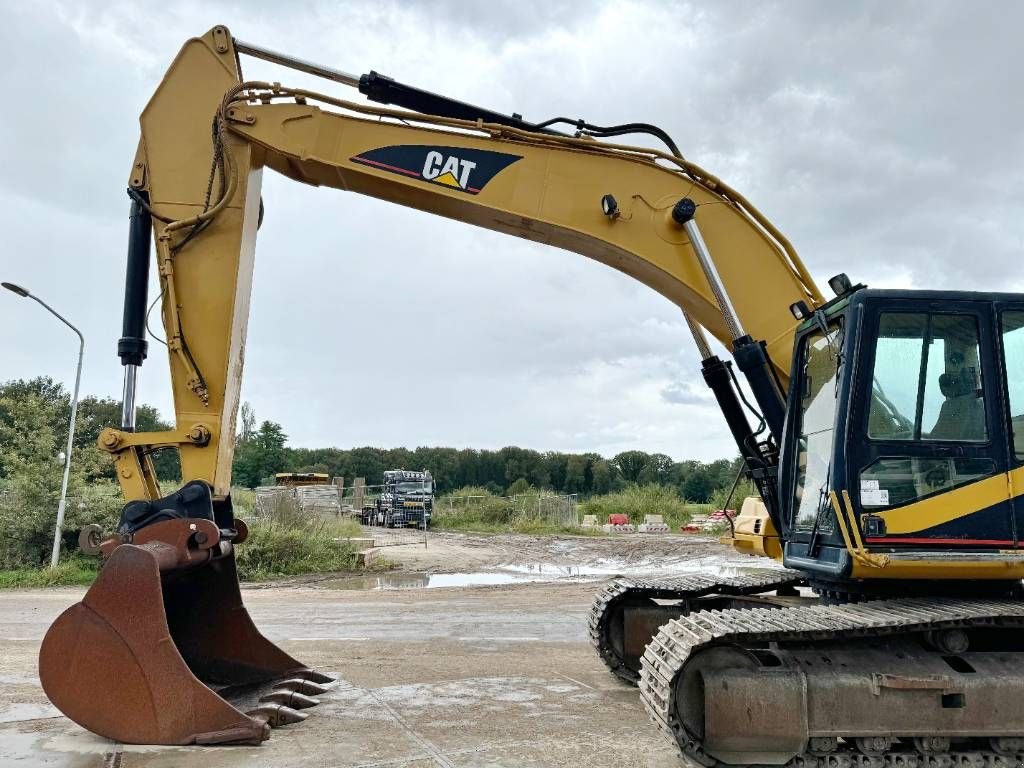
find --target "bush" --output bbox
[0,482,122,569]
[580,484,697,530]
[234,491,358,580]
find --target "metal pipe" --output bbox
[2,283,84,569]
[234,38,360,88]
[53,328,83,570]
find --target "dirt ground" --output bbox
[0,532,752,768]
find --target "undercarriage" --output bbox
[591,573,1024,766]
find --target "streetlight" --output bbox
[3,281,84,569]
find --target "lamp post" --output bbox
[2,282,84,569]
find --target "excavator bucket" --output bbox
[39,484,334,745]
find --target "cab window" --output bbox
[867,313,986,442]
[860,312,991,510]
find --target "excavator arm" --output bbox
[104,26,822,500]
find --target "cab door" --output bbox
[849,300,1014,547]
[996,304,1024,540]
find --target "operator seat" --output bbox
[928,369,985,441]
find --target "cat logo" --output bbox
[421,151,476,191]
[350,145,522,195]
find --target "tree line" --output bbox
[0,378,745,504]
[233,408,744,502]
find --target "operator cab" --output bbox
[780,287,1024,583]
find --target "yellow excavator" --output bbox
[39,26,1024,764]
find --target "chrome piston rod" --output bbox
[234,39,360,88]
[121,365,138,431]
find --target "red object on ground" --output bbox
[607,514,630,526]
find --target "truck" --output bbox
[363,469,434,528]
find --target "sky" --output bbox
[1,0,1022,462]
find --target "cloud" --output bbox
[2,0,1021,464]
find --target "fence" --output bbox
[254,485,344,519]
[444,492,579,528]
[254,481,429,548]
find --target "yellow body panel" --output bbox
[876,466,1021,535]
[849,557,1024,581]
[725,497,783,561]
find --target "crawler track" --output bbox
[639,598,1024,767]
[588,569,804,684]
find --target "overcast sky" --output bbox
[1,1,1022,461]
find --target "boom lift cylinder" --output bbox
[118,192,151,430]
[673,198,787,440]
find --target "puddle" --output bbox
[499,554,776,580]
[322,554,781,591]
[323,571,554,590]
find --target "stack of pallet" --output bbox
[637,514,670,534]
[681,509,734,533]
[602,513,636,533]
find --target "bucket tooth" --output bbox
[247,704,308,727]
[39,544,271,745]
[292,669,336,684]
[274,679,332,695]
[260,691,320,709]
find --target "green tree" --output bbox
[0,392,117,567]
[564,454,588,493]
[238,402,256,444]
[232,421,288,487]
[612,451,650,483]
[591,458,616,494]
[637,453,674,485]
[681,469,714,503]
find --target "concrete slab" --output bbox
[0,581,680,768]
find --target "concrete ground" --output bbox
[0,531,732,767]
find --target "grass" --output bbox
[234,523,358,581]
[0,556,98,588]
[433,484,717,535]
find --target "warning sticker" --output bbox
[860,489,890,507]
[860,479,880,491]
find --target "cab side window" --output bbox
[861,312,991,510]
[1001,311,1024,461]
[867,313,986,442]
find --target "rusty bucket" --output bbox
[39,483,334,745]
